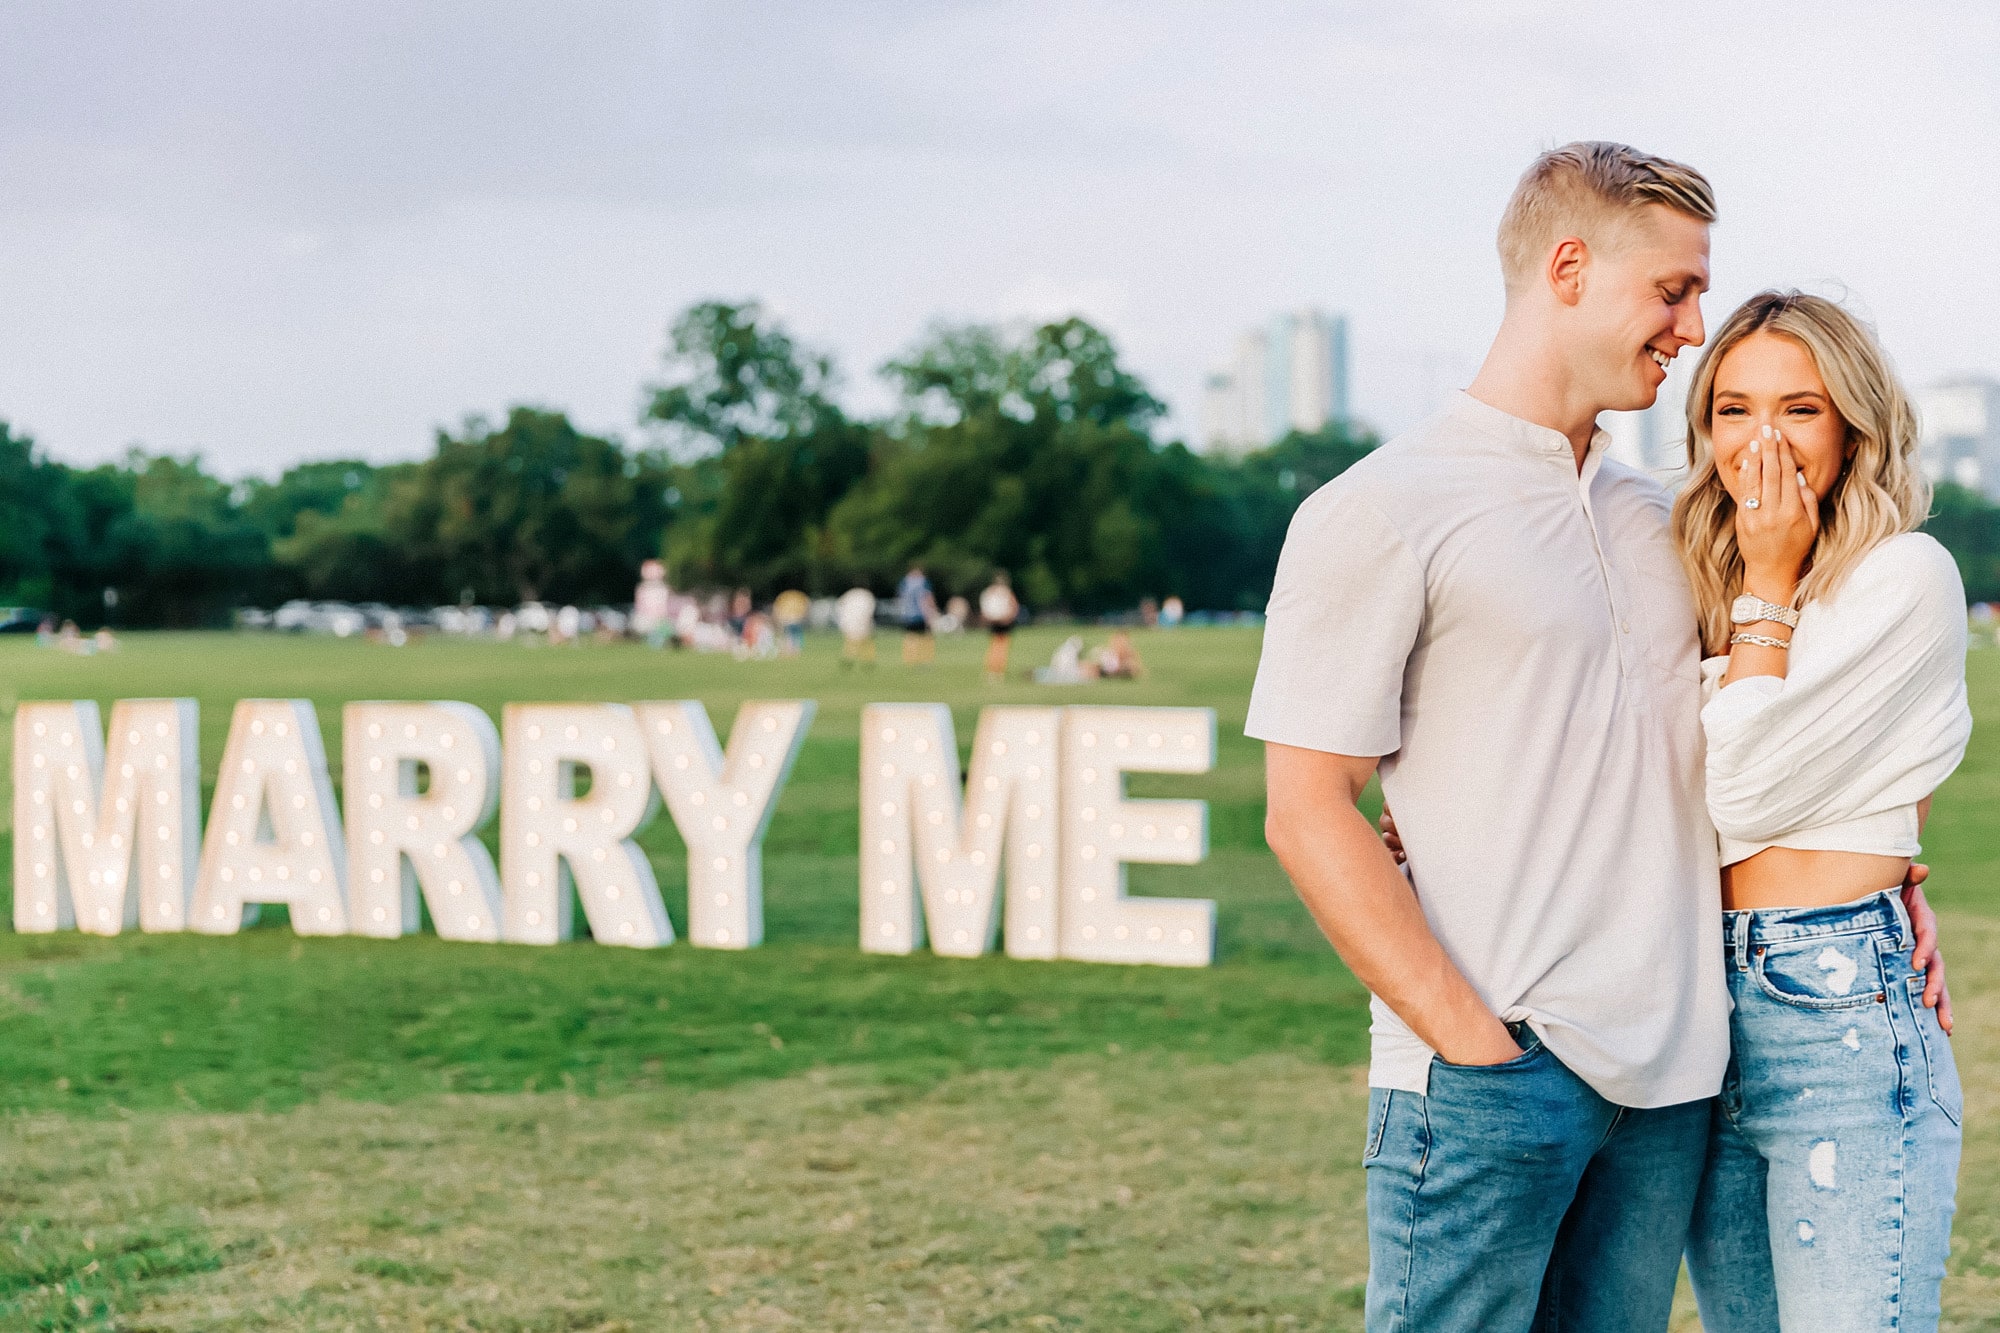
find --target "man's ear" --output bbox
[1547,236,1588,307]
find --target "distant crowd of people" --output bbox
[36,565,1186,679]
[33,617,120,656]
[634,560,1175,683]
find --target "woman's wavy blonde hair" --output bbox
[1671,291,1929,655]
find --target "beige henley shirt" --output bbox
[1247,392,1730,1109]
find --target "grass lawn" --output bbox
[1,627,1997,1330]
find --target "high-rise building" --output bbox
[1917,376,2000,500]
[1201,308,1350,454]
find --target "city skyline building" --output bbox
[1201,308,1350,454]
[1917,375,2000,500]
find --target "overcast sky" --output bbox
[4,1,1997,477]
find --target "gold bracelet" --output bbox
[1729,632,1791,650]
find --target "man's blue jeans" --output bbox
[1686,891,1962,1332]
[1363,1028,1710,1332]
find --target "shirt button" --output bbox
[1620,621,1631,634]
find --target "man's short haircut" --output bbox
[1497,141,1716,293]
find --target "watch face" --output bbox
[1731,595,1761,622]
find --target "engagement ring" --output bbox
[1744,497,1761,510]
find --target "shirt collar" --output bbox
[1447,390,1610,470]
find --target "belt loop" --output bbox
[1886,885,1913,949]
[1730,914,1750,971]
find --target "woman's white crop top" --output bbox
[1700,532,1972,868]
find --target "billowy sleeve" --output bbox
[1702,534,1971,845]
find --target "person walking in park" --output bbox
[978,570,1020,682]
[772,588,810,657]
[1251,143,1950,1331]
[835,586,877,668]
[632,559,673,649]
[898,564,937,666]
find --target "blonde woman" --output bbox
[1673,292,1969,1331]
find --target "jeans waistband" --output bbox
[1724,888,1909,968]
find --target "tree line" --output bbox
[11,301,2000,630]
[0,303,1371,628]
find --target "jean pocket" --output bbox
[1750,935,1887,1010]
[1432,1028,1546,1074]
[1364,1088,1393,1162]
[1904,974,1964,1126]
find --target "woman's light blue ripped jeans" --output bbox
[1687,889,1962,1332]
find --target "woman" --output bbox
[979,570,1020,683]
[1673,292,1969,1331]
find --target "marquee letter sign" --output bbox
[635,700,812,949]
[344,701,504,942]
[500,703,670,947]
[10,697,1220,967]
[1057,706,1215,967]
[858,704,1062,959]
[12,699,200,934]
[191,700,349,935]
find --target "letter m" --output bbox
[858,704,1060,958]
[12,700,200,934]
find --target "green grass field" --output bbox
[2,627,1997,1330]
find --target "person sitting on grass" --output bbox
[1091,629,1145,680]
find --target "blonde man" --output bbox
[1253,143,1725,1330]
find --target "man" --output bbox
[898,563,936,666]
[1251,142,1726,1331]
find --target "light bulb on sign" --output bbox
[500,704,669,947]
[190,700,348,935]
[344,702,503,942]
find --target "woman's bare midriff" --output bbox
[1720,846,1910,912]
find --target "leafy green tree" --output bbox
[118,452,274,626]
[836,318,1198,612]
[1014,317,1166,430]
[51,464,152,624]
[0,420,71,610]
[240,460,380,541]
[878,323,1016,425]
[0,304,1390,626]
[1215,420,1381,607]
[882,317,1164,431]
[270,463,421,603]
[385,408,668,606]
[644,301,840,456]
[1925,481,2000,604]
[664,422,873,596]
[645,302,867,595]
